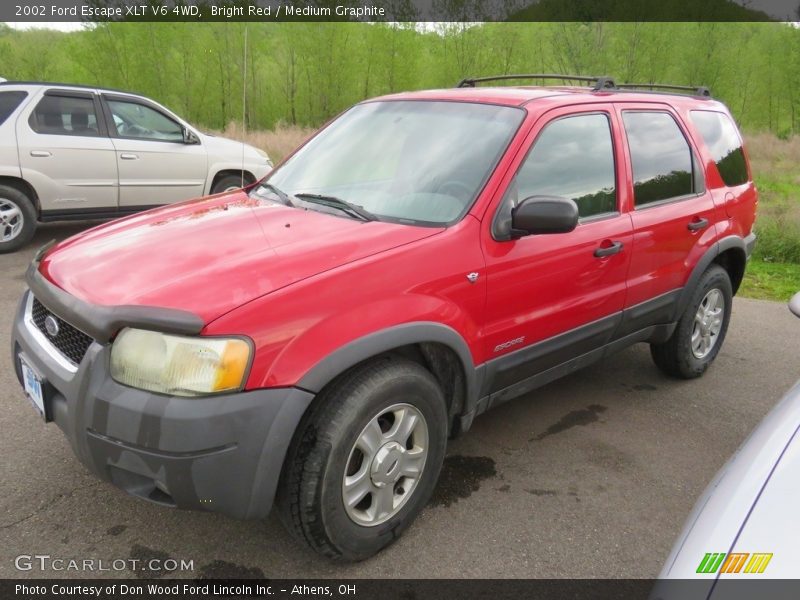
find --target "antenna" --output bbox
[241,24,248,188]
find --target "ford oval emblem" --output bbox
[44,314,60,338]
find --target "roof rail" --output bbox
[0,80,147,97]
[456,74,616,92]
[455,75,712,98]
[616,83,712,97]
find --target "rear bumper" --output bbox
[744,232,756,260]
[11,289,314,520]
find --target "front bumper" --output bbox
[11,289,314,520]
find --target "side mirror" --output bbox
[182,127,200,145]
[511,195,579,237]
[790,291,800,318]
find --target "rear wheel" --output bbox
[0,185,36,254]
[277,357,447,561]
[650,264,732,378]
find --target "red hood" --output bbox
[39,192,442,323]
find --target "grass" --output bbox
[222,124,800,301]
[739,133,800,301]
[217,122,316,164]
[740,260,800,302]
[746,132,800,266]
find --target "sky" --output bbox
[5,22,85,31]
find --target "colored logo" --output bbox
[696,552,773,574]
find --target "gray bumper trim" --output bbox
[12,289,315,520]
[744,232,756,260]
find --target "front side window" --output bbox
[689,110,749,187]
[505,113,617,220]
[0,91,28,126]
[30,94,100,136]
[107,99,183,142]
[259,100,525,226]
[622,111,695,207]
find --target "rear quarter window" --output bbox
[29,93,101,136]
[689,110,749,187]
[0,91,28,126]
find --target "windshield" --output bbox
[258,100,524,225]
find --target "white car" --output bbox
[657,292,800,592]
[0,81,272,252]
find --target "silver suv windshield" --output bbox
[255,100,524,226]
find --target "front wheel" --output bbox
[0,185,37,254]
[277,357,448,561]
[650,264,732,379]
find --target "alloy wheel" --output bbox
[342,403,429,527]
[691,288,725,359]
[0,198,24,242]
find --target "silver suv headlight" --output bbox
[110,328,252,397]
[255,148,273,167]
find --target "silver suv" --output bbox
[0,82,272,252]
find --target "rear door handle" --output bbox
[594,241,624,258]
[687,217,709,231]
[30,150,52,157]
[120,153,139,160]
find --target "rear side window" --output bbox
[622,111,695,207]
[510,113,617,218]
[29,94,101,137]
[0,91,28,126]
[689,110,749,187]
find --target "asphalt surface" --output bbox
[1,223,799,580]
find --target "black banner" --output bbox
[3,0,800,23]
[5,580,800,600]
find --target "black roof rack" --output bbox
[457,74,616,92]
[616,83,712,97]
[455,74,712,98]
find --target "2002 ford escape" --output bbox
[12,75,757,560]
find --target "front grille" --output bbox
[31,298,94,366]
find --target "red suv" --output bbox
[12,75,757,560]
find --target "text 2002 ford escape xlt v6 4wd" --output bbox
[12,75,757,561]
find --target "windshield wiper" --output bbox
[251,183,295,207]
[294,193,377,222]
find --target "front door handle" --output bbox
[594,241,624,258]
[688,217,709,231]
[30,150,52,157]
[120,153,139,160]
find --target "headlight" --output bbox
[255,148,273,166]
[110,328,252,397]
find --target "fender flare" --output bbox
[674,235,746,320]
[296,321,480,408]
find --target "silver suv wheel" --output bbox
[0,198,24,242]
[342,403,429,527]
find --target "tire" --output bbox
[211,173,250,195]
[0,185,37,254]
[276,357,448,561]
[650,264,732,379]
